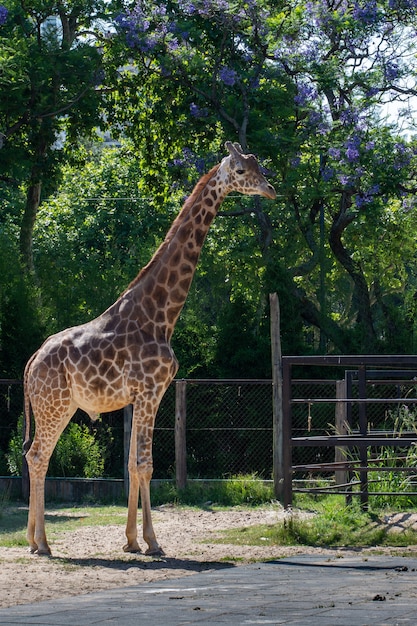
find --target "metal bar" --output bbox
[283,355,417,366]
[358,365,368,508]
[292,436,417,446]
[290,398,417,403]
[292,465,417,473]
[292,458,410,466]
[282,358,292,508]
[293,489,417,496]
[174,378,272,384]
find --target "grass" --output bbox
[151,474,274,507]
[1,480,417,551]
[216,493,417,549]
[0,504,128,548]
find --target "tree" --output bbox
[112,0,417,353]
[0,0,115,272]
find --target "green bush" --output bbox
[49,423,105,478]
[6,417,105,478]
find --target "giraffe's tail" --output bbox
[23,353,36,455]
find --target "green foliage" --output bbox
[222,497,417,548]
[49,423,105,478]
[0,227,46,376]
[151,475,274,507]
[360,403,417,509]
[6,416,105,478]
[215,293,271,378]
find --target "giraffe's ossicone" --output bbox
[24,141,276,556]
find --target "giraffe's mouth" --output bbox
[260,183,277,200]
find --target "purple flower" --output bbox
[294,82,318,106]
[384,62,400,82]
[168,38,179,51]
[321,167,334,182]
[395,142,407,153]
[0,5,7,25]
[179,0,197,15]
[355,184,380,208]
[307,111,322,127]
[219,67,238,86]
[328,147,341,159]
[346,146,360,162]
[365,141,375,150]
[190,102,208,118]
[344,135,361,162]
[353,0,379,23]
[338,174,350,186]
[339,108,359,126]
[389,0,417,8]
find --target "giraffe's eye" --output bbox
[236,169,245,175]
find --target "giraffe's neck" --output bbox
[115,163,227,339]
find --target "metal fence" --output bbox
[282,355,417,508]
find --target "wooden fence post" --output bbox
[335,380,348,485]
[270,293,285,503]
[124,404,132,498]
[175,380,187,489]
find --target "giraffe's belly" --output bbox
[70,378,133,414]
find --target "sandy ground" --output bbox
[1,504,417,609]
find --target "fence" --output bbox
[3,359,417,506]
[0,378,275,496]
[124,379,273,487]
[281,355,417,509]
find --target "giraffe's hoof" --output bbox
[145,546,165,557]
[123,542,142,554]
[37,546,52,556]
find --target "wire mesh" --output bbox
[175,380,272,479]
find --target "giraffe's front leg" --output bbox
[123,419,142,553]
[123,465,142,553]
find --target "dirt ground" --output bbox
[1,504,417,609]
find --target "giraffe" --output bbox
[23,141,276,556]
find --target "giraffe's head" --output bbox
[221,141,276,199]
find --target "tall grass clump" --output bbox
[362,403,417,510]
[151,474,274,507]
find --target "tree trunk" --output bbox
[20,177,42,274]
[329,200,377,350]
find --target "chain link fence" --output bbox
[0,379,275,480]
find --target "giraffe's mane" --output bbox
[121,163,221,296]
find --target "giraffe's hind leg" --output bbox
[26,437,53,555]
[123,394,165,556]
[26,406,76,556]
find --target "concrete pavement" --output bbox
[0,554,417,624]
